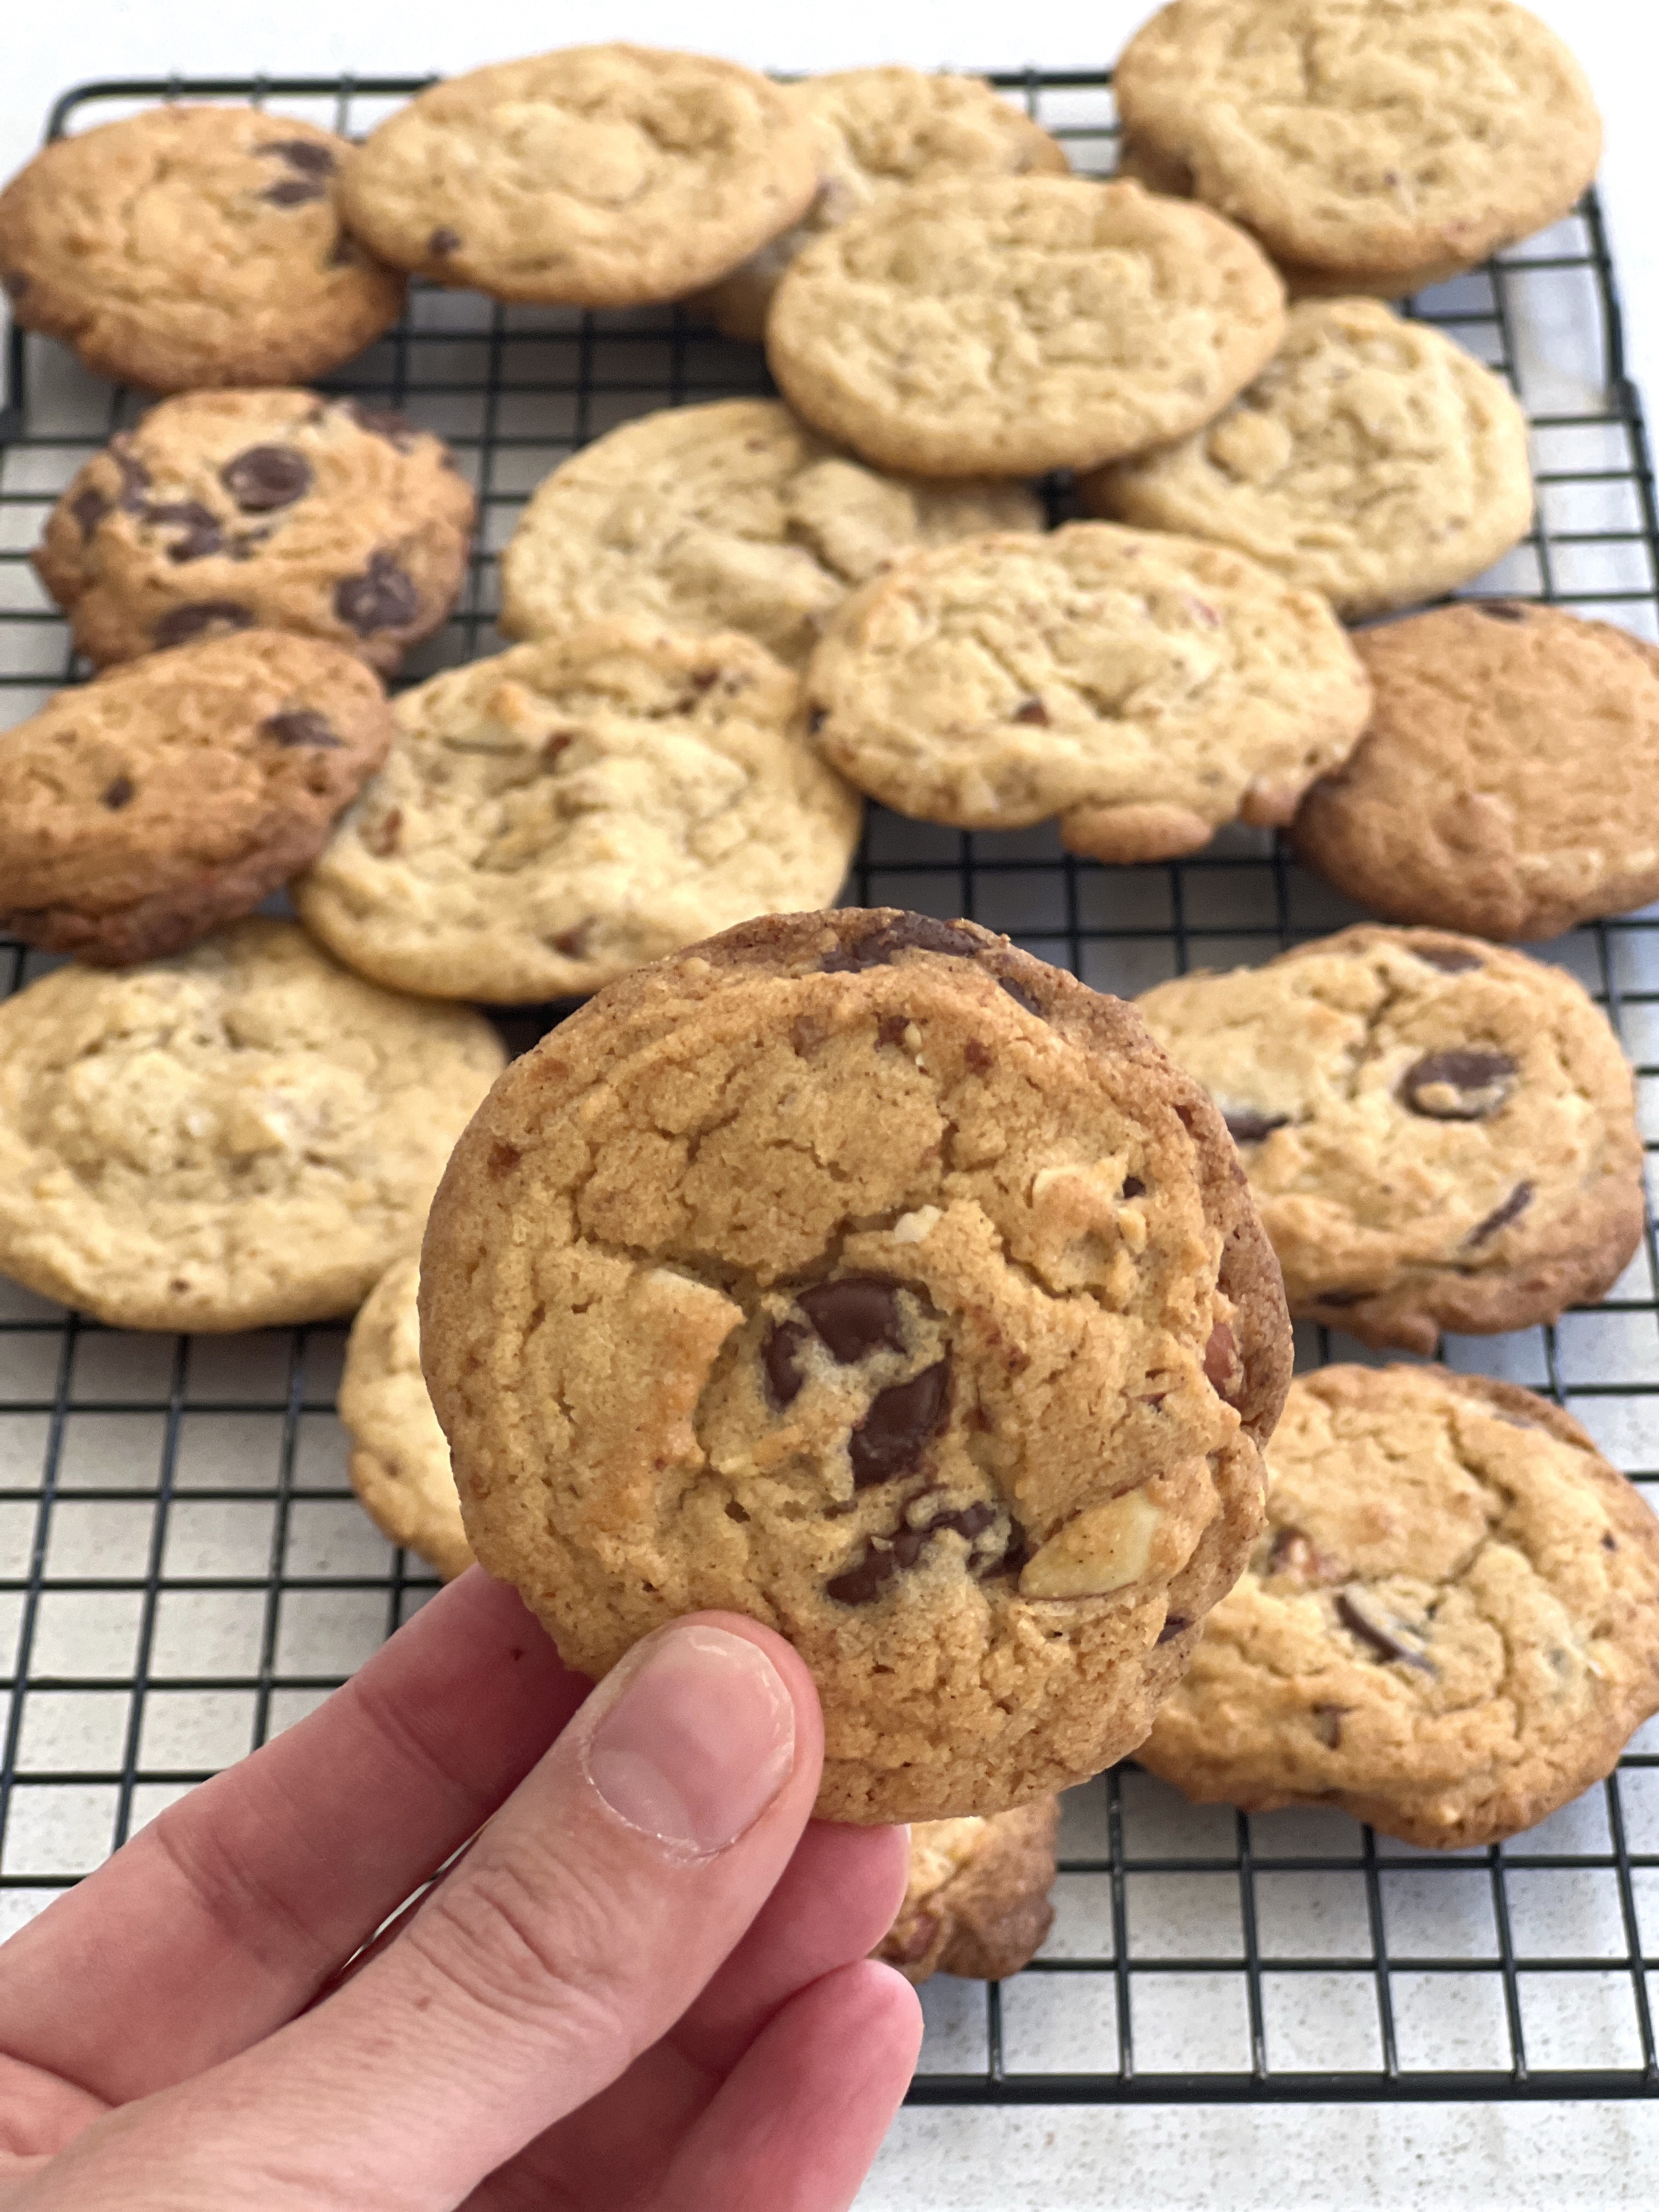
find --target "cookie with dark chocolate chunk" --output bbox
[874,1798,1060,1983]
[419,905,1292,1823]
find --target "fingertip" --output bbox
[838,1955,926,2073]
[668,1609,826,1791]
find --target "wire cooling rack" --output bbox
[0,71,1656,2113]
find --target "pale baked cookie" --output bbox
[498,400,1042,672]
[698,69,1069,342]
[805,521,1372,862]
[419,907,1292,1822]
[766,176,1286,478]
[874,1800,1061,1983]
[338,45,820,306]
[1293,602,1659,942]
[0,631,392,966]
[0,107,404,392]
[1139,1365,1659,1848]
[35,390,476,676]
[0,920,504,1334]
[1137,925,1645,1353]
[340,1252,472,1581]
[1082,297,1534,618]
[294,624,862,1003]
[1114,0,1601,297]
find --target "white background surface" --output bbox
[4,3,1659,2205]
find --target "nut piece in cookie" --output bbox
[418,907,1293,1822]
[1082,297,1534,619]
[0,107,404,392]
[0,920,504,1334]
[804,521,1372,861]
[1139,1365,1659,1849]
[338,44,820,306]
[35,390,476,676]
[1137,925,1644,1353]
[874,1799,1061,1983]
[1292,602,1659,942]
[340,1252,473,1581]
[497,398,1042,671]
[766,175,1286,478]
[0,630,393,966]
[294,623,862,1005]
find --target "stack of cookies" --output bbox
[1,1,1656,1984]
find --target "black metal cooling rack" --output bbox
[0,71,1656,2113]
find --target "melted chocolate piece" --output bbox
[798,1277,904,1363]
[262,175,329,207]
[998,974,1045,1017]
[926,1501,996,1542]
[222,444,313,512]
[1223,1108,1289,1144]
[1400,1048,1516,1120]
[1475,601,1527,622]
[820,914,983,972]
[341,400,421,452]
[1337,1587,1435,1672]
[101,774,134,810]
[261,709,340,749]
[487,1141,521,1179]
[1011,696,1049,725]
[850,1359,950,1488]
[257,139,337,177]
[826,1544,900,1605]
[113,444,151,512]
[1465,1180,1533,1246]
[428,226,460,255]
[71,487,109,535]
[1203,1321,1239,1403]
[148,500,223,562]
[762,1319,810,1409]
[998,1516,1031,1577]
[153,601,253,647]
[828,1491,1001,1604]
[1415,945,1484,974]
[964,1037,993,1073]
[877,1012,912,1048]
[1122,1176,1146,1198]
[334,551,420,636]
[1156,1613,1190,1644]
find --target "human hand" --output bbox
[0,1570,921,2209]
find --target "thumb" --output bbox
[29,1613,825,2212]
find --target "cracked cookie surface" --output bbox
[338,44,820,306]
[1138,1364,1659,1847]
[1137,925,1645,1353]
[498,399,1041,672]
[0,629,393,966]
[35,389,476,675]
[0,106,405,392]
[0,919,503,1333]
[765,175,1286,478]
[1082,296,1533,619]
[874,1798,1060,1982]
[295,624,862,1003]
[419,906,1292,1821]
[804,521,1372,861]
[340,1251,473,1580]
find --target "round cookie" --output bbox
[0,107,404,392]
[697,69,1069,343]
[338,44,820,306]
[0,630,393,967]
[294,624,862,1004]
[1139,1365,1659,1848]
[875,1799,1061,1984]
[1082,296,1534,618]
[766,176,1286,478]
[497,399,1042,672]
[340,1252,472,1581]
[0,919,504,1334]
[1113,0,1601,297]
[1291,602,1659,942]
[805,521,1372,862]
[35,390,476,676]
[1136,924,1645,1354]
[418,906,1293,1823]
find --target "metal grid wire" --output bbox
[1,71,1656,2110]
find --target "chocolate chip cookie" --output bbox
[696,67,1069,343]
[35,390,476,675]
[0,630,392,966]
[875,1799,1061,1983]
[1292,602,1659,941]
[0,919,504,1334]
[419,906,1293,1822]
[1136,926,1645,1353]
[0,106,404,392]
[805,521,1372,862]
[497,399,1042,671]
[1139,1364,1659,1848]
[1082,297,1534,619]
[1114,0,1602,298]
[338,44,820,306]
[295,624,862,1003]
[340,1251,473,1581]
[766,175,1286,478]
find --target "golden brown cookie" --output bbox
[0,631,392,966]
[766,176,1286,478]
[1139,1365,1659,1848]
[875,1799,1061,1983]
[419,907,1292,1823]
[0,106,404,392]
[1137,926,1645,1353]
[339,1252,472,1581]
